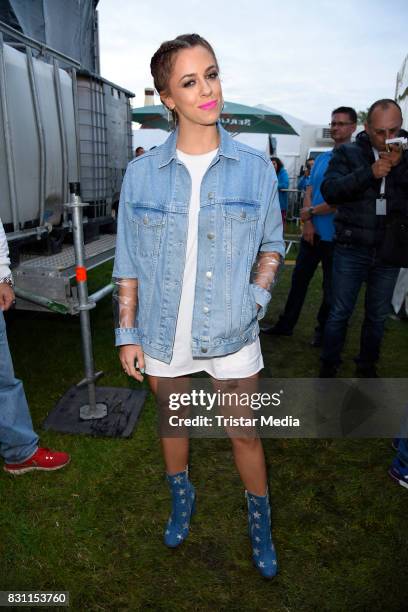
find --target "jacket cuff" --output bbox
[251,283,271,320]
[115,327,142,346]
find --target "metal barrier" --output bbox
[284,235,300,257]
[283,188,304,226]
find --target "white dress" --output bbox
[144,148,263,379]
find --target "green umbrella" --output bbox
[132,101,298,135]
[132,104,169,130]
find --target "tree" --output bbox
[357,108,369,124]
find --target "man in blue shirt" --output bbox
[262,107,357,346]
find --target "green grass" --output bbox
[1,260,407,611]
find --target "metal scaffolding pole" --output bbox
[43,183,146,437]
[66,182,107,420]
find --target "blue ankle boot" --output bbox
[164,467,196,548]
[246,489,278,578]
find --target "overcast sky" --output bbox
[97,0,408,124]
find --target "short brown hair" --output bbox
[332,106,357,123]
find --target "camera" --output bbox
[385,136,408,152]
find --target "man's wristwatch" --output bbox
[308,208,315,220]
[0,275,14,287]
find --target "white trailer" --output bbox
[392,53,408,317]
[396,53,408,128]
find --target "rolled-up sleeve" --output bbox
[249,162,285,319]
[112,165,141,346]
[112,166,139,279]
[259,163,285,256]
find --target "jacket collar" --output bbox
[158,122,239,168]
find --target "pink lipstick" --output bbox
[199,99,218,110]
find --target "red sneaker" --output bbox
[4,447,70,475]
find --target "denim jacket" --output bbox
[113,124,284,364]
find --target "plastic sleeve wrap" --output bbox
[112,277,142,346]
[250,251,283,319]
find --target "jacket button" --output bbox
[207,232,215,240]
[208,192,214,199]
[206,271,212,279]
[240,211,247,219]
[201,347,208,353]
[203,306,209,313]
[143,215,148,225]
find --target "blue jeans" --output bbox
[321,244,400,368]
[0,311,38,463]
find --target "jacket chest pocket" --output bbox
[128,205,165,258]
[221,202,261,335]
[222,202,260,256]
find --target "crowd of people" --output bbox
[263,100,408,380]
[1,32,407,581]
[262,99,408,491]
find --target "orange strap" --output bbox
[76,266,87,282]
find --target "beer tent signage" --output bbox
[131,101,298,135]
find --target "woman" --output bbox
[113,34,284,578]
[271,156,289,225]
[297,157,315,192]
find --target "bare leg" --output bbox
[148,374,190,475]
[211,373,268,496]
[160,438,189,475]
[211,374,277,578]
[230,436,268,496]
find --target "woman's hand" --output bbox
[119,344,145,382]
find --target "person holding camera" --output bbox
[319,99,408,378]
